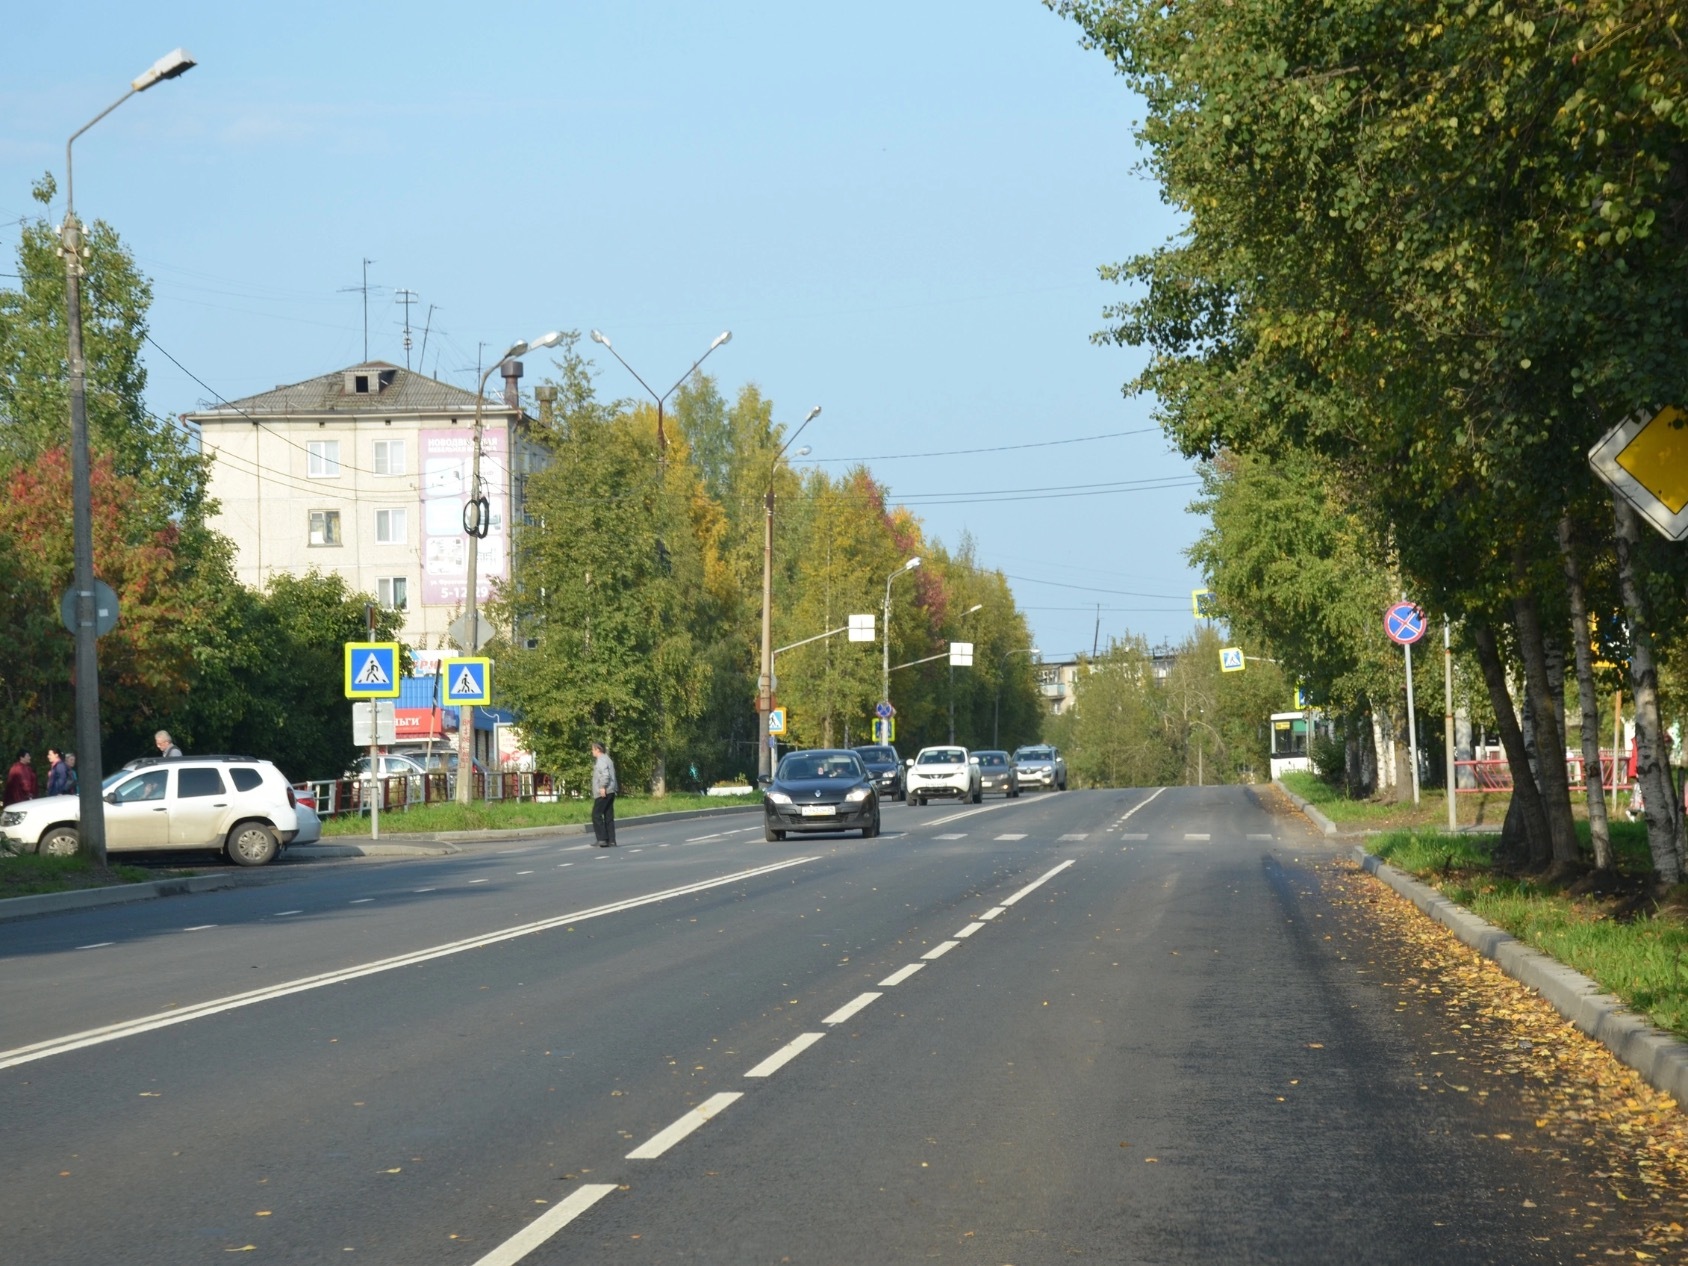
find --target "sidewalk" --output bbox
[0,803,761,924]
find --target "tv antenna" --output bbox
[338,258,377,361]
[396,289,419,369]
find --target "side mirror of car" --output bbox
[905,758,914,767]
[104,791,117,805]
[968,756,979,764]
[757,773,772,788]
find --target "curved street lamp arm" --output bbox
[65,89,137,217]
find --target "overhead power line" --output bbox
[813,427,1159,464]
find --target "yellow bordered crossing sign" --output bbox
[345,642,401,699]
[442,657,492,706]
[767,707,788,737]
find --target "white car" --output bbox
[905,746,982,807]
[0,755,301,866]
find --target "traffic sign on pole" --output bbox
[1219,647,1245,672]
[768,707,788,736]
[442,657,492,706]
[874,701,895,720]
[1191,588,1216,619]
[872,717,894,743]
[848,613,876,642]
[1384,601,1427,645]
[1589,404,1688,541]
[344,642,401,698]
[948,641,974,667]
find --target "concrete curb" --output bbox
[0,872,253,924]
[1271,778,1340,837]
[288,841,459,858]
[1353,845,1688,1109]
[319,801,760,847]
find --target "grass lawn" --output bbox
[1367,820,1688,1041]
[1280,769,1518,831]
[319,792,757,837]
[0,852,160,899]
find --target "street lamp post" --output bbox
[588,329,731,468]
[994,647,1041,749]
[949,603,983,744]
[881,557,922,728]
[61,48,196,866]
[457,331,563,805]
[757,408,821,782]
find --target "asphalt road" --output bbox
[0,787,1661,1263]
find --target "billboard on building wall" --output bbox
[420,427,506,606]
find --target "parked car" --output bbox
[763,749,880,841]
[348,753,429,782]
[0,755,301,865]
[290,787,323,845]
[850,744,905,800]
[971,749,1020,798]
[1013,744,1068,791]
[905,746,982,807]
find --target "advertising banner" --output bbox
[420,426,507,606]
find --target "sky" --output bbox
[2,1,1205,660]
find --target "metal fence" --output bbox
[297,770,563,818]
[1453,751,1633,794]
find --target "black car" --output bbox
[764,749,881,841]
[971,749,1020,798]
[851,743,904,800]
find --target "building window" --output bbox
[307,440,341,478]
[372,439,405,476]
[308,509,342,546]
[375,508,407,544]
[378,576,408,610]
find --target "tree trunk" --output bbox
[1612,494,1685,883]
[1511,578,1581,866]
[1559,514,1612,870]
[1471,620,1553,866]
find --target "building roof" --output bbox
[183,362,513,422]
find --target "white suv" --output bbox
[0,755,301,866]
[905,746,982,807]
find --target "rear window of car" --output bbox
[854,747,895,761]
[978,754,1007,766]
[178,767,226,799]
[917,749,965,765]
[229,767,263,792]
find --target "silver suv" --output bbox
[0,755,301,866]
[1013,745,1068,791]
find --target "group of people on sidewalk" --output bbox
[2,730,182,809]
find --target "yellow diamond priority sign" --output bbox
[1590,405,1688,540]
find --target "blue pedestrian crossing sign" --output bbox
[442,657,492,706]
[1219,646,1246,673]
[767,707,788,736]
[344,642,401,699]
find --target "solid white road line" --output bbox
[823,992,883,1025]
[924,801,1020,828]
[626,1092,743,1159]
[979,907,1005,920]
[744,1032,825,1078]
[1000,858,1076,908]
[0,856,819,1073]
[878,963,926,987]
[76,942,114,950]
[954,922,986,939]
[183,925,217,932]
[273,910,303,917]
[935,833,967,840]
[1119,787,1167,821]
[921,941,960,960]
[470,1183,619,1266]
[995,833,1027,841]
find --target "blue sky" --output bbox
[3,1,1205,657]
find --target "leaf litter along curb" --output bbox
[1325,855,1688,1260]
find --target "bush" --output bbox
[1312,733,1347,787]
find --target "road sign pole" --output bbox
[1404,640,1420,806]
[1444,617,1457,831]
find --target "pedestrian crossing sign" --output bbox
[344,642,401,699]
[442,657,492,706]
[767,707,788,736]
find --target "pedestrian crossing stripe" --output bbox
[343,642,401,699]
[442,656,492,706]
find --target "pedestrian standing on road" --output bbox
[45,749,71,796]
[4,751,37,807]
[155,730,182,758]
[591,741,618,847]
[62,752,78,795]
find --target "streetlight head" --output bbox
[966,603,984,615]
[589,329,610,348]
[711,330,732,351]
[804,405,821,423]
[133,48,196,92]
[502,340,529,361]
[793,445,811,459]
[528,330,564,351]
[904,557,921,572]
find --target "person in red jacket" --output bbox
[4,751,37,806]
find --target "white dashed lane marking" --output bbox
[954,922,986,939]
[273,910,302,917]
[935,833,967,840]
[1249,833,1274,840]
[77,942,114,950]
[922,941,960,960]
[350,897,374,903]
[878,963,925,987]
[980,907,1005,920]
[995,833,1027,841]
[743,1032,825,1078]
[183,925,217,932]
[1060,833,1088,840]
[626,1092,743,1160]
[1184,833,1210,841]
[469,1183,619,1266]
[823,992,883,1025]
[1122,833,1147,840]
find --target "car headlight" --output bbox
[767,791,793,805]
[845,787,871,802]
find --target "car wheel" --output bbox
[37,828,78,857]
[227,822,280,866]
[862,811,879,839]
[972,785,982,804]
[765,825,785,842]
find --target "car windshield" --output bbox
[917,749,965,765]
[854,747,895,762]
[779,753,862,781]
[1016,748,1052,761]
[977,753,1007,767]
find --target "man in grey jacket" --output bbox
[591,741,618,846]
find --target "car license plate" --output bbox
[800,804,836,817]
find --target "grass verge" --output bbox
[1279,769,1513,830]
[1368,824,1688,1041]
[0,852,160,899]
[318,792,756,837]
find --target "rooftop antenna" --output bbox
[396,288,418,370]
[1092,603,1101,658]
[418,304,437,377]
[337,258,376,361]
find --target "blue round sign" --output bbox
[1384,601,1427,645]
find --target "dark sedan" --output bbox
[851,743,904,800]
[764,749,881,841]
[971,749,1020,798]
